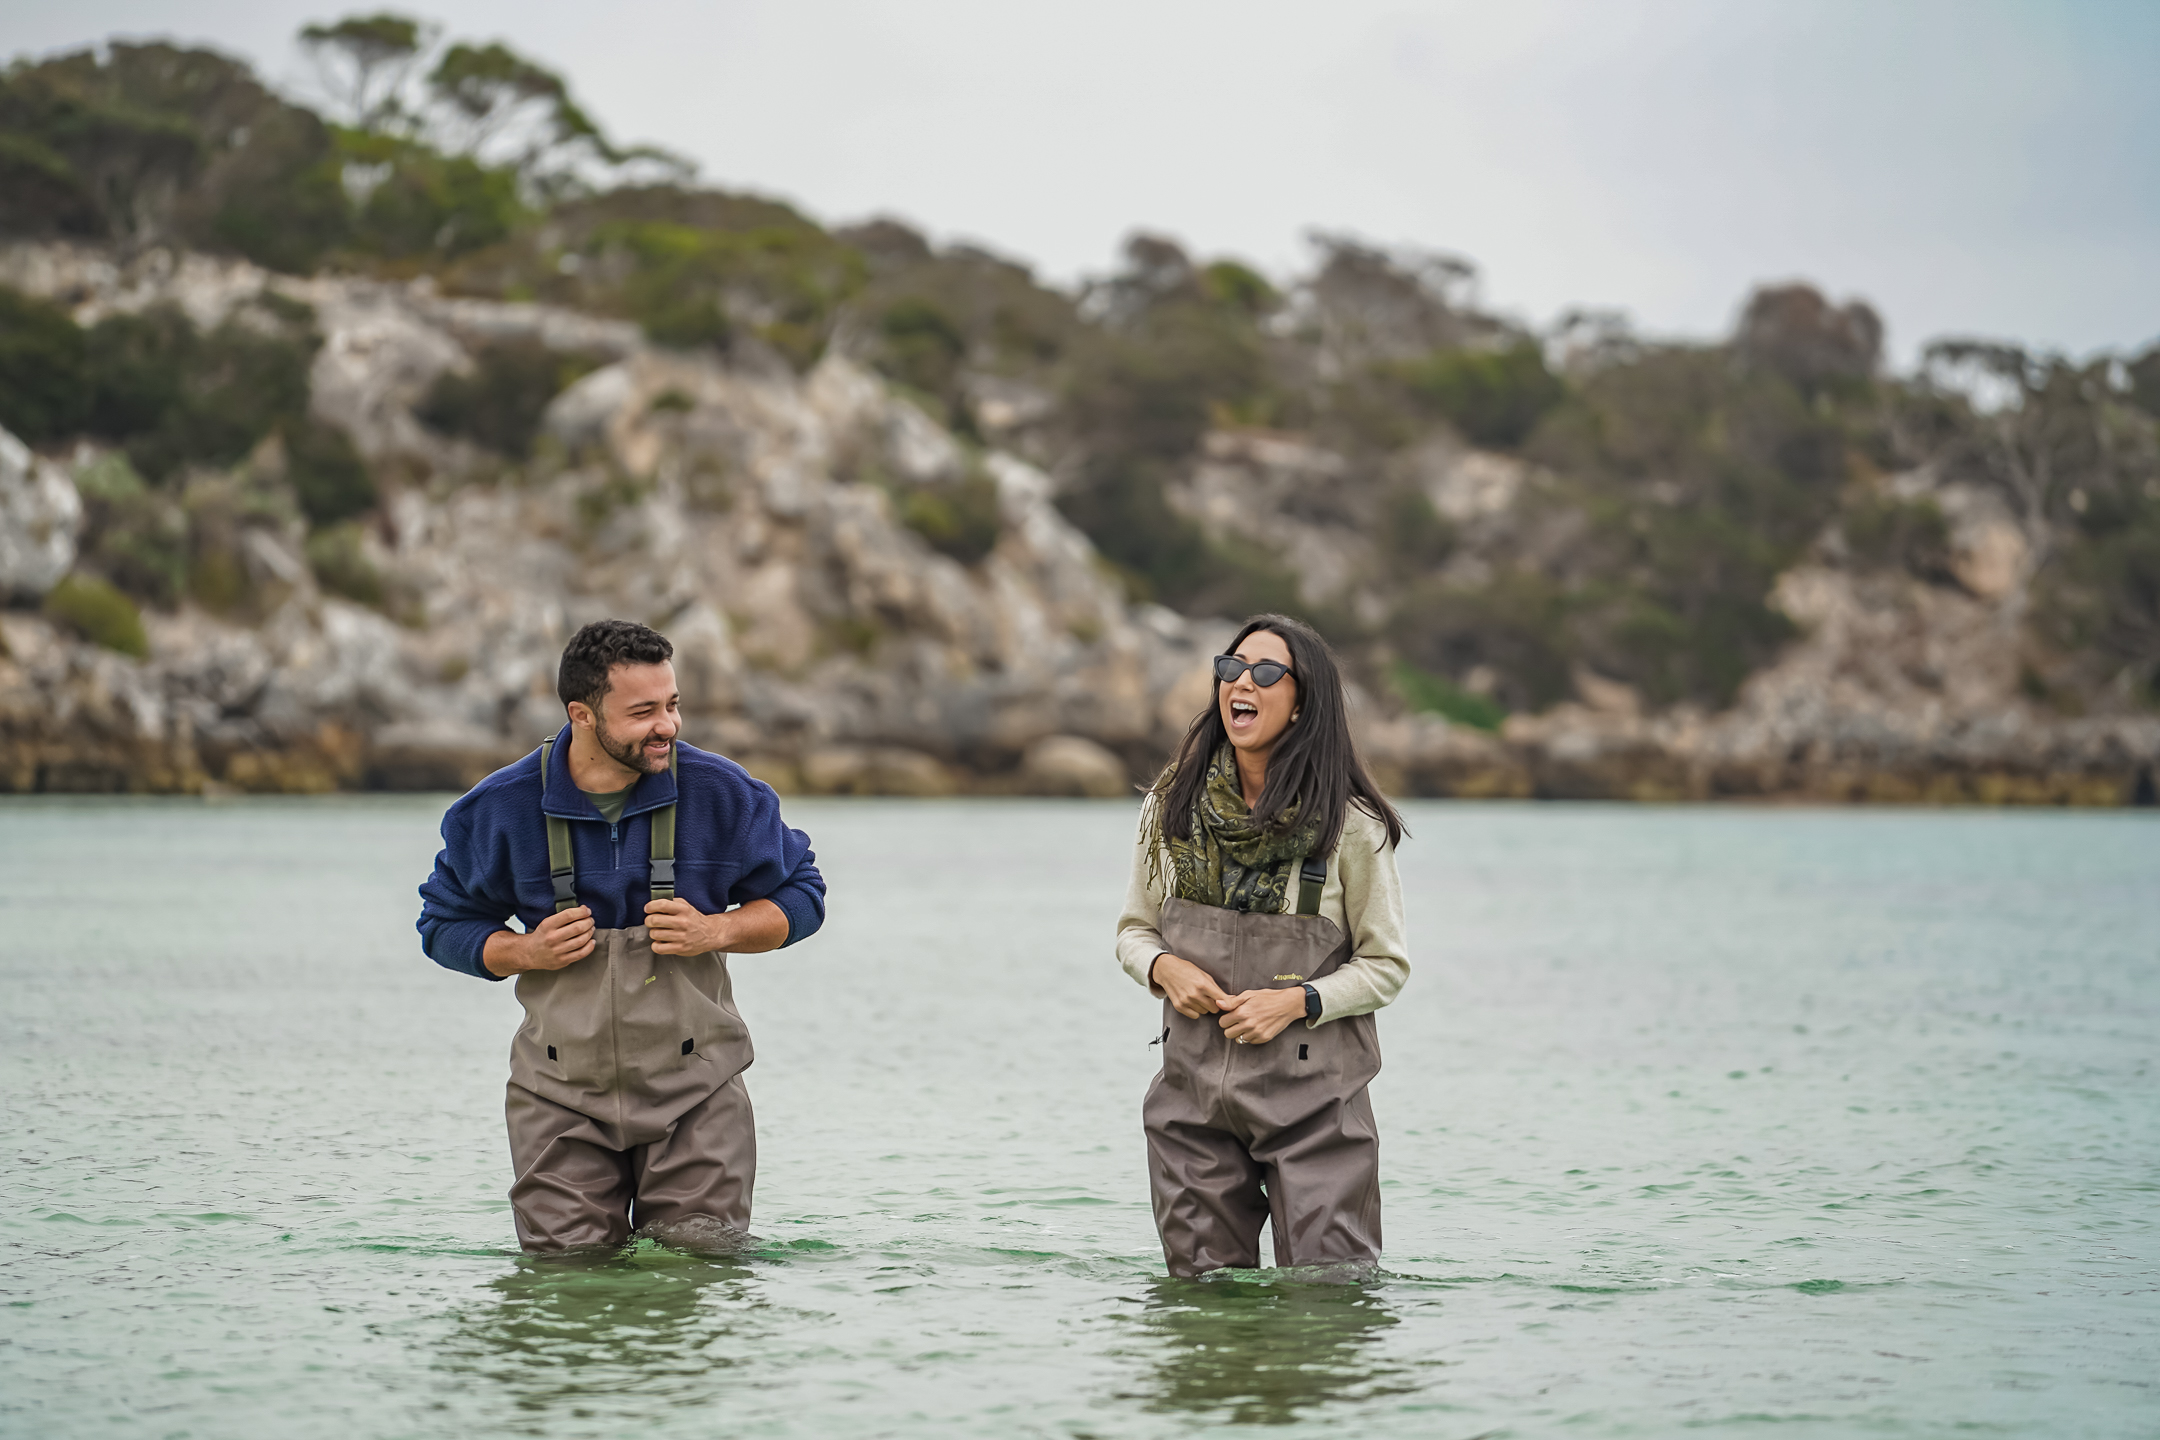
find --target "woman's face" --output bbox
[1217,629,1299,760]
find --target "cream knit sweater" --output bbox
[1115,796,1411,1025]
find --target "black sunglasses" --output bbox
[1214,654,1293,687]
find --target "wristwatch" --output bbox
[1302,983,1321,1020]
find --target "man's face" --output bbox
[577,661,681,777]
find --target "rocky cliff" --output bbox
[0,242,1221,796]
[2,241,2156,803]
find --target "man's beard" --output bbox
[595,713,670,777]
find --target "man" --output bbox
[417,619,825,1251]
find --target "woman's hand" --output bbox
[1218,986,1307,1045]
[1151,953,1233,1019]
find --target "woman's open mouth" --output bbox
[1228,699,1259,729]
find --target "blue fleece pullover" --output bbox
[417,728,825,979]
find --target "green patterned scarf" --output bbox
[1163,742,1323,913]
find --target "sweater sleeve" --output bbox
[722,777,826,947]
[1305,803,1411,1025]
[416,797,515,981]
[1115,796,1173,992]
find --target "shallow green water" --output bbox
[1,797,2155,1438]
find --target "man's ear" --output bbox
[567,700,596,731]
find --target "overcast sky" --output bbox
[6,0,2155,365]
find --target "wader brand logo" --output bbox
[1274,974,1304,982]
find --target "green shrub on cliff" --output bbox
[2128,344,2160,420]
[610,217,864,364]
[288,420,376,524]
[1389,571,1576,714]
[415,338,602,458]
[1377,485,1456,577]
[1200,260,1278,315]
[839,219,1083,425]
[73,453,189,607]
[2036,509,2160,701]
[1397,341,1564,449]
[890,465,1003,566]
[43,573,149,657]
[0,286,88,442]
[878,298,968,410]
[85,304,319,482]
[433,188,866,364]
[305,521,387,608]
[1388,659,1506,731]
[1844,494,1953,581]
[339,131,523,259]
[181,467,308,619]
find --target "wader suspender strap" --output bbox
[1296,853,1326,916]
[537,736,679,912]
[649,745,677,902]
[539,736,578,913]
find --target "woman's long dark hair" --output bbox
[1157,613,1406,856]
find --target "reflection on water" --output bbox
[438,1242,760,1415]
[1123,1277,1414,1425]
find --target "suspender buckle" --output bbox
[649,858,675,885]
[1296,854,1326,916]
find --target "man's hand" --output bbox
[645,896,790,956]
[1150,952,1233,1019]
[483,906,595,977]
[1218,986,1307,1046]
[645,897,721,956]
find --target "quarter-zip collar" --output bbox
[538,723,680,821]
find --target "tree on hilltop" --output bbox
[297,11,690,198]
[0,42,348,268]
[298,12,434,132]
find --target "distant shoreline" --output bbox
[3,738,2151,808]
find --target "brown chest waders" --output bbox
[503,737,757,1252]
[1142,854,1384,1278]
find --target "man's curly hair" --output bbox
[557,619,673,712]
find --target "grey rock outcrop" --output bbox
[1019,735,1132,798]
[0,427,80,601]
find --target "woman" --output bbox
[1117,613,1410,1278]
